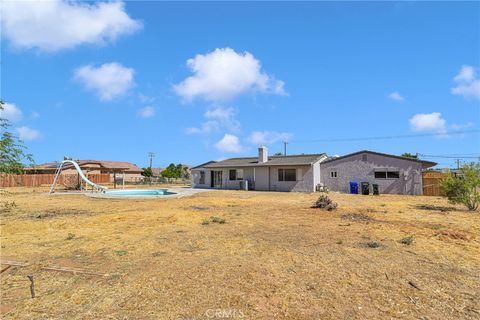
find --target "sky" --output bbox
[1,1,479,168]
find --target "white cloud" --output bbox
[16,126,41,141]
[138,93,156,104]
[186,106,240,134]
[450,122,474,130]
[205,106,234,120]
[248,131,292,145]
[454,65,475,82]
[451,65,480,100]
[387,91,404,101]
[409,112,446,134]
[1,0,142,52]
[0,102,23,122]
[138,106,155,118]
[74,62,135,101]
[214,134,244,153]
[31,112,40,119]
[174,47,286,102]
[185,121,219,135]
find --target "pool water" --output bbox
[103,189,175,197]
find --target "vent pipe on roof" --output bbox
[259,146,268,163]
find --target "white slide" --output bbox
[49,160,108,193]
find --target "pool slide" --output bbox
[49,160,108,194]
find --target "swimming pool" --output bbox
[103,189,175,197]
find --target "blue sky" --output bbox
[1,1,479,168]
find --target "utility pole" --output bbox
[148,152,155,169]
[283,140,288,156]
[455,158,461,170]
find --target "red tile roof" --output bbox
[26,160,143,173]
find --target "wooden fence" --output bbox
[422,171,445,196]
[0,173,110,188]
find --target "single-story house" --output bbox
[191,147,328,192]
[320,150,437,195]
[25,160,144,182]
[192,149,437,195]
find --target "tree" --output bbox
[0,100,34,173]
[401,152,418,159]
[141,167,153,177]
[160,163,189,179]
[161,163,178,178]
[441,163,480,211]
[273,152,283,156]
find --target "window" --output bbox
[374,171,386,179]
[387,171,400,179]
[374,170,400,179]
[229,169,244,181]
[199,171,205,184]
[278,168,296,181]
[236,169,244,180]
[330,171,337,178]
[362,154,368,162]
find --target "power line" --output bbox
[418,154,480,159]
[291,129,480,143]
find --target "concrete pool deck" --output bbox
[83,187,212,199]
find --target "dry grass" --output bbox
[1,187,479,319]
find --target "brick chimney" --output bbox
[258,146,268,163]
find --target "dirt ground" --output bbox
[1,187,479,319]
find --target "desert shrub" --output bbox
[399,236,414,245]
[441,163,480,211]
[366,241,381,248]
[201,216,226,225]
[65,233,76,240]
[114,250,128,256]
[210,216,225,224]
[312,195,337,211]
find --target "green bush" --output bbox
[441,163,480,211]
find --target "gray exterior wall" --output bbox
[191,168,212,188]
[320,152,424,195]
[269,165,315,192]
[192,165,317,192]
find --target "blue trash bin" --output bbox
[349,182,359,194]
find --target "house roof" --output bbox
[25,160,143,173]
[191,161,218,170]
[321,150,437,169]
[194,154,327,169]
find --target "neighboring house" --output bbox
[320,150,436,195]
[191,147,328,192]
[25,160,144,182]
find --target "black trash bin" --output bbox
[372,184,379,195]
[361,182,370,195]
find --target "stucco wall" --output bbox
[191,169,212,188]
[320,153,423,195]
[269,165,314,192]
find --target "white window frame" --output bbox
[278,168,296,182]
[229,169,244,181]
